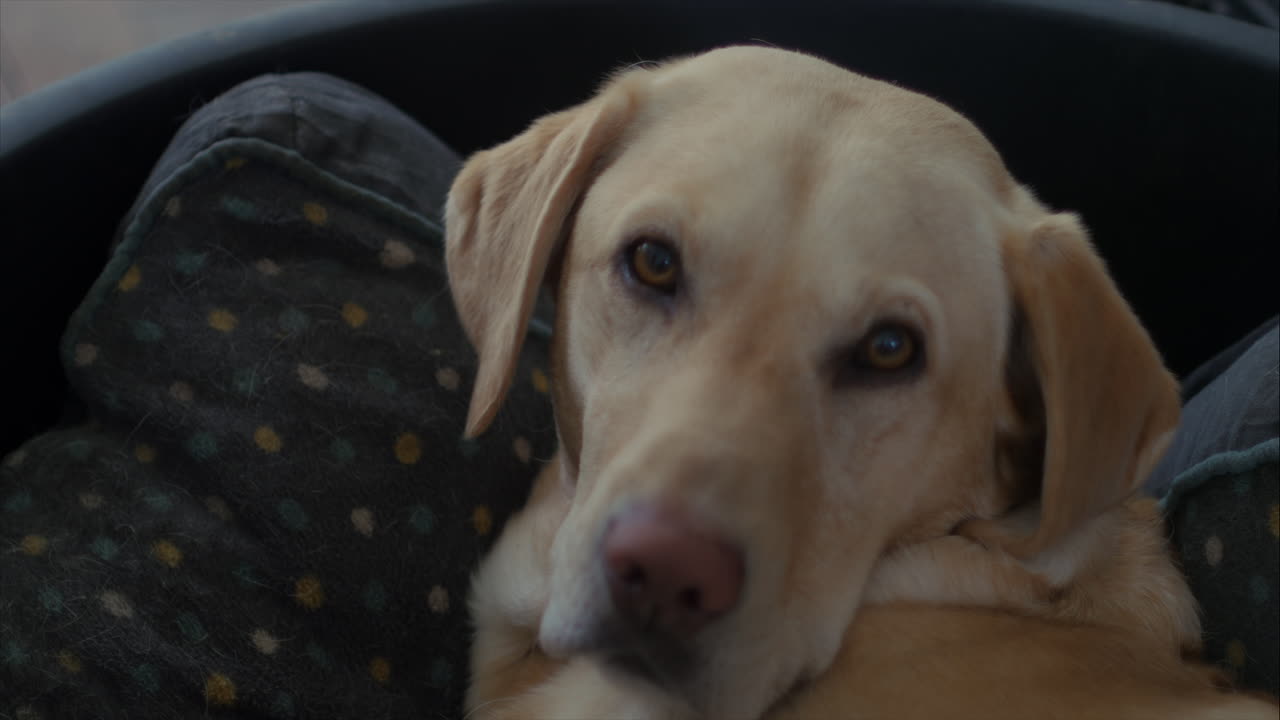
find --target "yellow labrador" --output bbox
[446,47,1275,719]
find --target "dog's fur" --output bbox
[446,47,1276,719]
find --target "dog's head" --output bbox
[446,46,1179,718]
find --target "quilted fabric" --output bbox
[1,75,555,719]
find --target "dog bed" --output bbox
[2,70,1276,720]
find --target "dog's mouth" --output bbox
[591,617,696,692]
[598,639,811,719]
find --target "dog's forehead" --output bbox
[627,46,1010,188]
[589,48,1012,311]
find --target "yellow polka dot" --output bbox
[1205,535,1223,566]
[225,156,247,170]
[394,433,422,465]
[4,449,26,468]
[473,505,493,536]
[73,343,98,367]
[250,628,279,655]
[204,496,232,522]
[57,650,82,673]
[427,585,449,614]
[164,196,182,218]
[294,575,325,610]
[79,492,104,510]
[351,507,375,537]
[208,308,238,333]
[151,540,183,568]
[134,443,157,464]
[341,302,368,328]
[253,426,283,453]
[435,367,460,391]
[379,239,415,268]
[303,202,329,226]
[169,381,195,404]
[204,672,237,706]
[513,436,532,464]
[297,363,330,390]
[531,368,550,394]
[369,656,391,685]
[1269,504,1278,538]
[117,264,141,292]
[100,590,134,618]
[21,534,48,556]
[1226,639,1247,668]
[255,258,281,276]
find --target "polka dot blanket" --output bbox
[2,72,1276,718]
[1,74,555,719]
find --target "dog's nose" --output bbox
[603,507,744,636]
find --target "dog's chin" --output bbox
[599,650,811,720]
[546,615,807,719]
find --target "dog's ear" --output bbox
[445,86,638,438]
[983,213,1180,558]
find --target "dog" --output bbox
[445,46,1276,719]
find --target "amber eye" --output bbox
[628,239,680,293]
[856,324,918,371]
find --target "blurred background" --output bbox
[0,0,1275,108]
[0,0,311,106]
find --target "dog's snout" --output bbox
[603,507,744,637]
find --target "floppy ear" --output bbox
[445,87,637,438]
[979,213,1181,559]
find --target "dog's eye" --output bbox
[861,325,916,370]
[627,239,680,294]
[838,323,924,385]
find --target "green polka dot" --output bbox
[233,368,260,396]
[330,438,355,464]
[459,438,482,458]
[1233,475,1251,496]
[427,657,453,689]
[38,586,64,614]
[220,195,258,221]
[2,639,28,666]
[367,367,399,394]
[409,505,436,534]
[271,691,296,718]
[91,537,119,561]
[4,489,32,513]
[1250,575,1269,605]
[131,663,160,694]
[278,307,310,333]
[176,612,207,642]
[233,563,261,587]
[132,319,165,342]
[174,251,208,275]
[102,390,122,411]
[305,641,331,669]
[141,488,172,512]
[64,439,92,460]
[186,432,218,461]
[412,302,437,329]
[277,499,309,531]
[363,580,388,612]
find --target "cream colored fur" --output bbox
[446,46,1276,720]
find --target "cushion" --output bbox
[0,73,555,719]
[1153,321,1279,695]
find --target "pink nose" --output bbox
[603,507,744,636]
